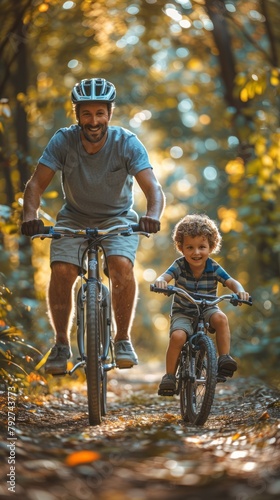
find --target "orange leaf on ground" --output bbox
[65,450,101,467]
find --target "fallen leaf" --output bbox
[65,450,101,467]
[258,411,270,421]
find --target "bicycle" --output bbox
[32,223,149,426]
[150,284,252,425]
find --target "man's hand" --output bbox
[139,216,161,233]
[21,219,45,236]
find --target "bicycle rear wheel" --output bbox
[86,280,103,426]
[182,335,217,425]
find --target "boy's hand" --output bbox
[155,279,168,289]
[237,291,250,304]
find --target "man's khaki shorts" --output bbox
[170,306,220,336]
[50,210,139,269]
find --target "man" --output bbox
[21,78,165,374]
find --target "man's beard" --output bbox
[80,123,108,144]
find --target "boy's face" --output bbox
[180,234,212,272]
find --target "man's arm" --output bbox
[21,163,55,235]
[135,168,166,233]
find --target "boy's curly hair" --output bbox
[172,214,222,254]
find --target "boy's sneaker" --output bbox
[45,344,72,375]
[158,374,176,396]
[217,354,237,378]
[114,340,138,369]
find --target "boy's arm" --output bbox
[155,273,173,289]
[225,278,250,304]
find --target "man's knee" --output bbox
[107,256,134,281]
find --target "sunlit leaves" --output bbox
[237,72,267,102]
[38,3,49,13]
[270,68,280,87]
[0,325,42,387]
[225,157,245,182]
[217,207,243,233]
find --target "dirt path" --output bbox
[0,363,279,500]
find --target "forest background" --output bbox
[0,0,279,390]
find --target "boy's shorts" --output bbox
[50,210,139,269]
[169,306,220,337]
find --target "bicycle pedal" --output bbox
[216,375,227,383]
[218,368,234,378]
[158,389,175,397]
[45,360,68,375]
[116,363,133,369]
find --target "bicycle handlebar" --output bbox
[31,223,150,240]
[150,284,252,306]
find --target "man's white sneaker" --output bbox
[114,340,138,369]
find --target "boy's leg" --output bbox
[158,328,187,396]
[209,310,231,356]
[166,329,187,374]
[209,310,237,377]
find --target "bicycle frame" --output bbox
[75,243,115,375]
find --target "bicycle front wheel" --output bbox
[100,284,111,417]
[86,280,103,426]
[183,335,217,425]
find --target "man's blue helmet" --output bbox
[71,78,116,103]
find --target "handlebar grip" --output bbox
[43,226,53,234]
[41,226,62,239]
[241,297,253,306]
[130,224,141,232]
[150,284,175,296]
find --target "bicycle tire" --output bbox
[86,280,103,426]
[100,284,111,417]
[183,335,217,425]
[76,285,86,357]
[179,346,190,423]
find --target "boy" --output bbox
[154,214,250,396]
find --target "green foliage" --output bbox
[0,323,42,388]
[0,205,44,389]
[0,281,43,390]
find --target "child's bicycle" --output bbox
[150,284,252,425]
[32,223,149,426]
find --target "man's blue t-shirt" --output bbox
[39,125,152,222]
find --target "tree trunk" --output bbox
[205,0,239,108]
[14,20,30,191]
